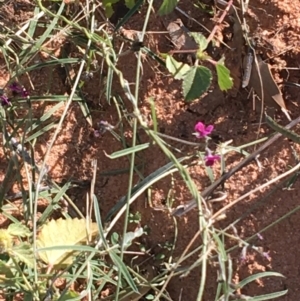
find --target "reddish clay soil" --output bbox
[0,0,300,300]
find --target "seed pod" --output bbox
[242,49,253,88]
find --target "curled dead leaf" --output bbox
[249,56,286,110]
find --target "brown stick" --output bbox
[206,0,233,45]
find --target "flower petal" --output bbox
[194,122,214,138]
[9,82,29,98]
[0,95,10,106]
[205,125,214,135]
[204,154,220,166]
[194,122,205,132]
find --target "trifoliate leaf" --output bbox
[158,0,178,16]
[216,60,233,91]
[182,66,212,102]
[166,55,190,80]
[37,218,98,268]
[7,223,31,238]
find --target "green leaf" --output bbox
[0,260,14,278]
[166,55,190,80]
[77,93,92,127]
[11,243,34,268]
[125,0,135,8]
[106,143,150,159]
[103,0,120,18]
[216,60,233,91]
[158,0,178,16]
[7,223,31,238]
[111,232,119,245]
[37,218,98,268]
[236,290,288,301]
[182,66,212,102]
[190,33,207,52]
[237,271,286,290]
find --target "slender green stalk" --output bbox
[115,1,154,299]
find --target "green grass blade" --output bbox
[114,0,144,31]
[106,63,113,104]
[93,194,109,249]
[106,143,150,159]
[76,92,92,126]
[237,271,285,290]
[265,114,300,143]
[37,182,72,225]
[109,250,139,293]
[27,6,40,39]
[235,290,288,301]
[19,2,65,66]
[149,97,158,132]
[12,58,80,78]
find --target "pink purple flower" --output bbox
[194,122,214,138]
[204,149,220,166]
[0,95,10,106]
[8,82,29,98]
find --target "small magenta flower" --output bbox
[8,82,29,98]
[204,149,220,167]
[0,95,10,106]
[194,122,214,138]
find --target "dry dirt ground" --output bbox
[1,0,300,300]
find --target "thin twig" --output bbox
[206,0,233,45]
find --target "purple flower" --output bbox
[262,251,271,261]
[204,149,220,167]
[93,129,101,138]
[0,95,10,106]
[8,82,29,98]
[194,122,214,138]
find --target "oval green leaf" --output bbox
[182,66,212,102]
[216,62,233,91]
